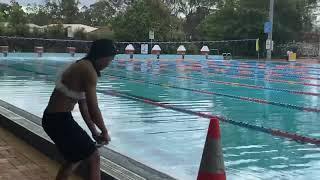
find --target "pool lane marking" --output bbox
[204,60,320,77]
[99,89,320,146]
[114,59,320,81]
[8,62,319,113]
[104,73,320,113]
[4,63,320,146]
[207,58,320,72]
[113,62,320,87]
[107,67,320,97]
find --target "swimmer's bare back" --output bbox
[46,60,97,113]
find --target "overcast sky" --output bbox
[1,0,94,7]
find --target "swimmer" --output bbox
[42,39,116,180]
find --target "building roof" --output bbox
[1,23,98,33]
[27,23,43,29]
[47,24,98,32]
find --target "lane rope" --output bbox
[114,59,320,81]
[207,58,320,71]
[201,63,320,81]
[107,66,320,97]
[114,61,320,87]
[3,62,320,146]
[205,60,320,76]
[104,73,320,113]
[100,89,320,146]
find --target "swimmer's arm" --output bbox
[84,70,108,133]
[78,99,98,135]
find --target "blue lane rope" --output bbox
[3,62,320,146]
[100,89,320,146]
[106,66,320,97]
[13,62,320,113]
[113,60,320,87]
[103,73,320,113]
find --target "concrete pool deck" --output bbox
[0,99,176,180]
[0,126,82,180]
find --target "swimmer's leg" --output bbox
[56,161,81,180]
[56,149,100,180]
[87,149,101,180]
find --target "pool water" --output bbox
[0,53,320,180]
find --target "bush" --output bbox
[31,27,45,38]
[2,25,15,36]
[73,28,87,40]
[0,23,5,35]
[45,24,66,39]
[12,23,30,36]
[187,43,199,54]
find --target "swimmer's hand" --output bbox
[101,130,111,143]
[93,131,111,146]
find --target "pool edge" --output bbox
[0,99,176,180]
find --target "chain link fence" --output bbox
[274,42,320,58]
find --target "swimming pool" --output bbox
[0,53,320,180]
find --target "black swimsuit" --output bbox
[42,110,96,163]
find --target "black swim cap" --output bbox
[87,39,117,59]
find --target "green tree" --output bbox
[81,1,116,26]
[45,24,66,38]
[13,23,30,36]
[7,1,27,25]
[26,4,51,26]
[7,1,29,36]
[199,0,267,40]
[171,0,221,15]
[0,22,6,35]
[40,0,80,24]
[60,0,80,23]
[272,0,318,42]
[198,0,318,42]
[44,0,61,23]
[184,7,210,40]
[146,0,221,40]
[73,28,87,40]
[0,3,10,21]
[0,11,5,22]
[112,0,185,41]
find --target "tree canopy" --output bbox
[199,0,318,42]
[112,0,185,41]
[0,0,318,43]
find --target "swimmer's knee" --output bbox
[88,149,100,161]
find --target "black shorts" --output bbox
[42,110,96,163]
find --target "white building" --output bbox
[46,24,98,38]
[1,22,98,37]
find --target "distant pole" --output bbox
[151,39,153,54]
[318,30,320,58]
[149,30,154,54]
[267,0,275,60]
[256,38,260,60]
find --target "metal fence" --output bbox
[0,36,257,57]
[274,42,320,58]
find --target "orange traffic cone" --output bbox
[197,117,226,180]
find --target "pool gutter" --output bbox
[0,99,176,180]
